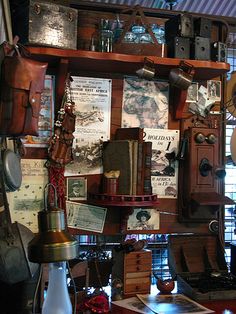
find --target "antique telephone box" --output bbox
[179,126,234,222]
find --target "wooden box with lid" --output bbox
[168,234,236,300]
[112,249,152,296]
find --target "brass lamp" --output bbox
[28,183,78,314]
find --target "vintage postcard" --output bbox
[122,77,169,129]
[186,82,199,102]
[144,128,180,198]
[24,75,55,147]
[137,294,214,314]
[188,85,214,117]
[66,202,107,233]
[67,177,87,201]
[65,76,111,176]
[207,80,221,102]
[127,208,160,231]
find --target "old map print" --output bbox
[122,77,169,129]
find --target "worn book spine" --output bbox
[136,142,144,195]
[132,140,138,195]
[143,141,152,195]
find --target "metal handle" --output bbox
[44,183,58,211]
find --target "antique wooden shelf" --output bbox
[88,193,159,207]
[88,193,159,233]
[28,47,230,80]
[27,46,230,119]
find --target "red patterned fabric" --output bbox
[47,162,65,210]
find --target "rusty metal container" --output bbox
[11,0,78,50]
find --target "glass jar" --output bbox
[99,30,113,52]
[123,32,137,43]
[131,25,146,34]
[151,24,165,44]
[138,33,153,43]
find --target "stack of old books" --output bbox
[102,127,152,195]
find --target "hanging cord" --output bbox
[32,264,44,314]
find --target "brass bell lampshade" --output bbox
[28,183,78,314]
[28,204,78,263]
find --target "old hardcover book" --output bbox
[102,140,134,195]
[115,127,144,142]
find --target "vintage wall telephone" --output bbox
[178,126,234,222]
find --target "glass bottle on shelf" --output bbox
[99,18,113,52]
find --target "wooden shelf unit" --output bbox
[28,47,230,80]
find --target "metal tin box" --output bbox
[11,0,78,50]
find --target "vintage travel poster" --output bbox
[144,128,180,198]
[65,76,111,176]
[121,77,169,129]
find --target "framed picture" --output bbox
[67,177,87,201]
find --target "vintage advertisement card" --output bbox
[65,76,111,176]
[9,159,48,233]
[122,77,169,129]
[144,128,180,198]
[66,201,107,233]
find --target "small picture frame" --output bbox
[127,208,160,231]
[186,82,199,102]
[67,177,87,201]
[207,80,221,102]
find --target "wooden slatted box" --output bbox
[168,234,236,300]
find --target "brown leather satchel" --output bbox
[0,45,48,136]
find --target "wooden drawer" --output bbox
[124,278,151,294]
[125,263,151,272]
[125,271,150,279]
[125,256,151,265]
[125,251,152,261]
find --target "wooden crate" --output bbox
[168,234,236,300]
[113,6,166,57]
